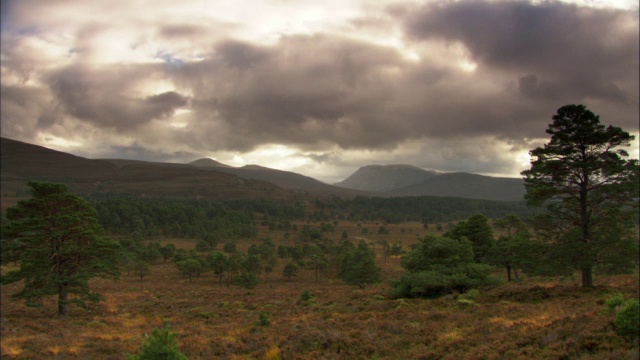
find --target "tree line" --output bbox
[1,104,638,316]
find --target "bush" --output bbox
[301,290,314,302]
[391,235,500,298]
[604,293,626,314]
[127,322,188,360]
[614,299,639,340]
[255,311,271,327]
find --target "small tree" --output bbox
[1,181,120,315]
[223,242,237,254]
[283,262,299,281]
[159,243,177,263]
[486,214,532,281]
[134,260,150,281]
[175,259,203,281]
[445,214,494,263]
[127,322,188,360]
[339,241,381,287]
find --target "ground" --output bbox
[1,222,638,359]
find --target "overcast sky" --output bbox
[1,0,638,183]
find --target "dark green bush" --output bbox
[127,322,188,360]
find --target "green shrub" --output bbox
[255,311,271,327]
[459,289,481,301]
[301,290,314,302]
[604,293,626,314]
[127,322,188,360]
[614,299,639,340]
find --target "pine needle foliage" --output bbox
[1,181,120,315]
[127,322,189,360]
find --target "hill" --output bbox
[188,158,232,168]
[0,137,293,206]
[209,164,369,197]
[334,164,438,192]
[391,172,526,201]
[335,164,525,201]
[1,137,526,205]
[0,138,375,209]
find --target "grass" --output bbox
[1,222,638,359]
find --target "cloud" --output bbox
[401,1,639,112]
[0,0,638,182]
[46,65,189,131]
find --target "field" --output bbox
[1,222,638,359]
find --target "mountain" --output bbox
[195,164,374,197]
[334,164,439,192]
[0,138,371,209]
[1,137,526,205]
[335,165,525,201]
[188,158,232,168]
[0,137,294,207]
[391,172,525,201]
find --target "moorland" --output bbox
[1,136,638,359]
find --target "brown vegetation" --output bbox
[2,222,638,359]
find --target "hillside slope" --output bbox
[0,137,292,203]
[335,164,525,201]
[334,164,438,192]
[391,172,525,201]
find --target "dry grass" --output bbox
[2,222,638,359]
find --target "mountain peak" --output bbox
[335,164,438,192]
[188,158,231,168]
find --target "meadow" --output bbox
[1,221,638,359]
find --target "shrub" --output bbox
[391,235,500,298]
[255,311,271,327]
[301,290,314,302]
[604,293,627,314]
[614,299,639,340]
[127,322,188,360]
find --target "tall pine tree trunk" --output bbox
[581,266,594,288]
[58,285,68,316]
[506,266,512,282]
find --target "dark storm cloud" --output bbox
[0,0,637,180]
[46,65,189,131]
[178,34,408,151]
[0,84,60,138]
[402,0,639,113]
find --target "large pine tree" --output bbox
[1,181,121,315]
[522,105,639,288]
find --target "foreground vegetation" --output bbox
[2,246,637,359]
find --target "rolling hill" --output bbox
[0,138,371,208]
[0,138,294,205]
[189,160,365,196]
[334,164,439,192]
[335,164,526,201]
[1,137,527,205]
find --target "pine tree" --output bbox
[339,241,381,287]
[127,322,189,360]
[522,104,639,287]
[1,181,121,315]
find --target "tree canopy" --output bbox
[521,104,639,287]
[392,235,498,298]
[1,181,121,315]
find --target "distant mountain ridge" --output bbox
[1,137,525,204]
[335,164,526,201]
[334,164,439,192]
[188,158,232,168]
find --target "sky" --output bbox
[1,0,638,183]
